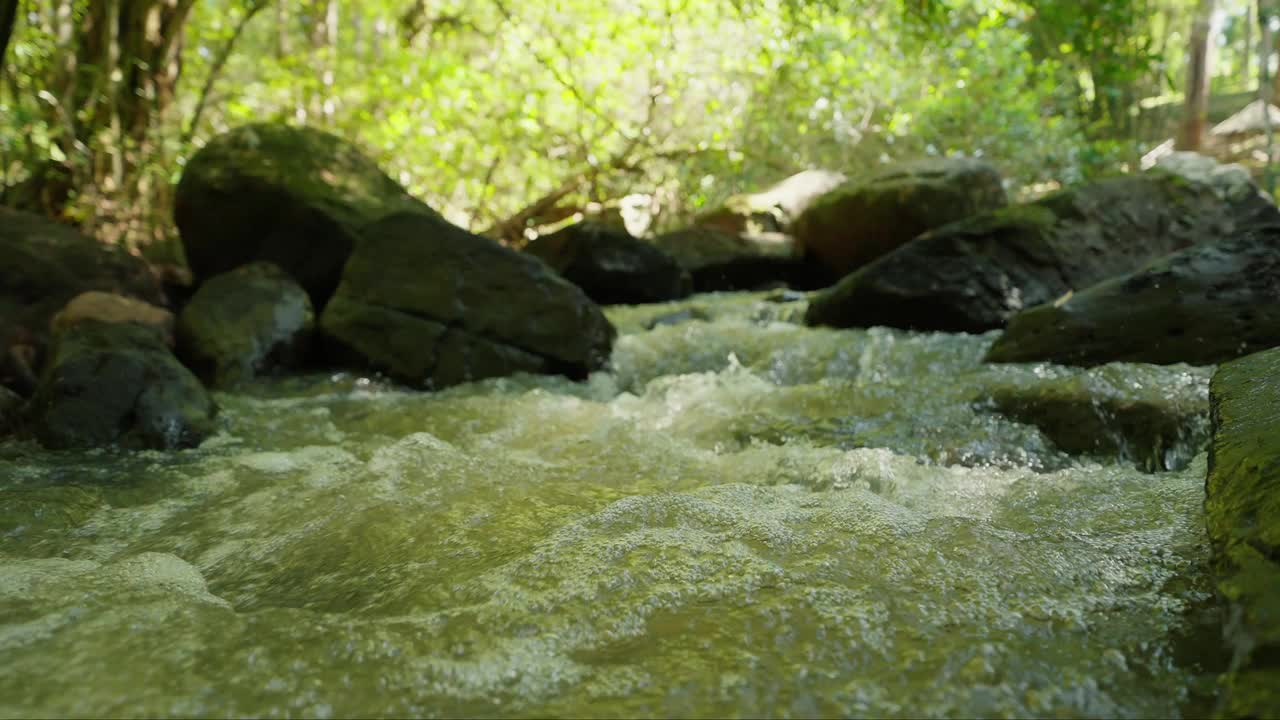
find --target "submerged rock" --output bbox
[52,291,175,345]
[806,173,1266,333]
[987,226,1280,366]
[321,211,615,388]
[177,262,315,388]
[523,222,691,305]
[649,227,833,292]
[1205,347,1280,717]
[792,158,1007,278]
[175,123,437,304]
[982,364,1211,472]
[28,320,216,450]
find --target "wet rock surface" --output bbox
[792,158,1007,278]
[177,262,315,388]
[175,123,438,303]
[321,211,615,388]
[806,173,1266,333]
[982,363,1212,472]
[523,222,691,305]
[28,320,216,450]
[1206,347,1280,718]
[987,225,1280,366]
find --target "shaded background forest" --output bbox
[0,0,1273,259]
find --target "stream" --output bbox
[0,291,1223,718]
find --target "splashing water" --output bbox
[0,292,1221,717]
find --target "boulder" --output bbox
[1205,347,1280,717]
[523,222,692,305]
[321,212,615,388]
[649,227,833,292]
[174,123,438,304]
[986,226,1280,366]
[695,169,847,235]
[0,387,22,435]
[177,262,315,388]
[52,291,175,345]
[806,173,1270,333]
[28,320,216,450]
[0,207,163,365]
[982,364,1211,472]
[792,158,1007,278]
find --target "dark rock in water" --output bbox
[982,364,1211,472]
[792,158,1007,278]
[986,226,1280,366]
[52,291,176,346]
[649,227,833,292]
[321,212,615,388]
[695,169,847,235]
[28,320,216,450]
[1205,346,1280,717]
[0,387,22,435]
[0,207,163,371]
[177,262,315,388]
[175,123,438,304]
[524,222,692,305]
[807,173,1272,333]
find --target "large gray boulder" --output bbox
[695,169,847,235]
[792,158,1007,278]
[986,226,1280,366]
[321,212,616,388]
[1205,347,1280,718]
[806,173,1275,333]
[175,123,437,304]
[177,262,315,388]
[28,320,216,450]
[523,222,691,305]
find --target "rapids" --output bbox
[0,292,1222,717]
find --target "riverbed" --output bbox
[0,291,1222,717]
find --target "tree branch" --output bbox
[183,0,270,144]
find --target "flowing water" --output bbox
[0,292,1223,718]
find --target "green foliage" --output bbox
[0,0,1255,247]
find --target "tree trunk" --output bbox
[1244,0,1255,88]
[0,0,17,78]
[1178,0,1217,151]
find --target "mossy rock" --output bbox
[0,207,163,361]
[792,158,1007,278]
[987,226,1280,366]
[1205,347,1280,718]
[523,222,692,305]
[807,173,1256,333]
[983,364,1212,472]
[176,262,315,388]
[28,320,216,450]
[320,212,615,389]
[175,123,439,305]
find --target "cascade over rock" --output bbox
[321,211,615,388]
[1205,347,1280,717]
[174,123,439,304]
[986,225,1280,366]
[792,158,1007,278]
[177,262,315,388]
[523,222,692,305]
[806,173,1277,333]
